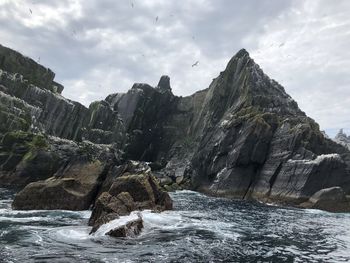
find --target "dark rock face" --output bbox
[106,82,178,161]
[300,187,350,212]
[82,100,126,145]
[89,161,172,234]
[0,131,61,186]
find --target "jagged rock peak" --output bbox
[235,48,250,58]
[333,129,350,150]
[156,75,172,93]
[222,48,257,78]
[336,129,346,138]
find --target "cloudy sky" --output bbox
[0,0,349,137]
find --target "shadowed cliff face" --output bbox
[1,43,350,208]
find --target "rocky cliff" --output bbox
[1,44,350,212]
[183,50,350,206]
[0,44,124,144]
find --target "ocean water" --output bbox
[1,188,350,263]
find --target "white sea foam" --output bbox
[55,226,91,241]
[93,211,142,237]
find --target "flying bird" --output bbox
[192,61,199,67]
[29,8,32,14]
[155,16,159,23]
[131,2,134,8]
[279,42,285,47]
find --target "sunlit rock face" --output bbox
[1,43,350,211]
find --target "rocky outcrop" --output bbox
[0,131,61,186]
[106,215,143,238]
[0,44,126,144]
[12,157,111,210]
[334,129,350,150]
[177,50,350,207]
[300,187,350,212]
[0,44,63,94]
[0,68,88,140]
[106,76,179,161]
[89,161,172,234]
[0,129,118,188]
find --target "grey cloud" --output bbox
[0,0,349,137]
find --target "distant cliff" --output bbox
[334,129,350,150]
[1,44,350,212]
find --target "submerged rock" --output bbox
[300,187,350,212]
[106,215,143,238]
[89,191,136,233]
[89,161,172,234]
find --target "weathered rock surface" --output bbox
[0,129,118,188]
[89,161,172,234]
[12,159,108,210]
[89,191,136,233]
[0,44,126,144]
[0,44,63,93]
[300,187,350,212]
[181,50,350,207]
[106,215,143,238]
[0,131,60,186]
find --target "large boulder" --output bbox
[89,162,172,234]
[89,191,136,233]
[0,131,116,188]
[12,160,106,210]
[300,187,350,212]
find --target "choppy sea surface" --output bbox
[1,188,350,262]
